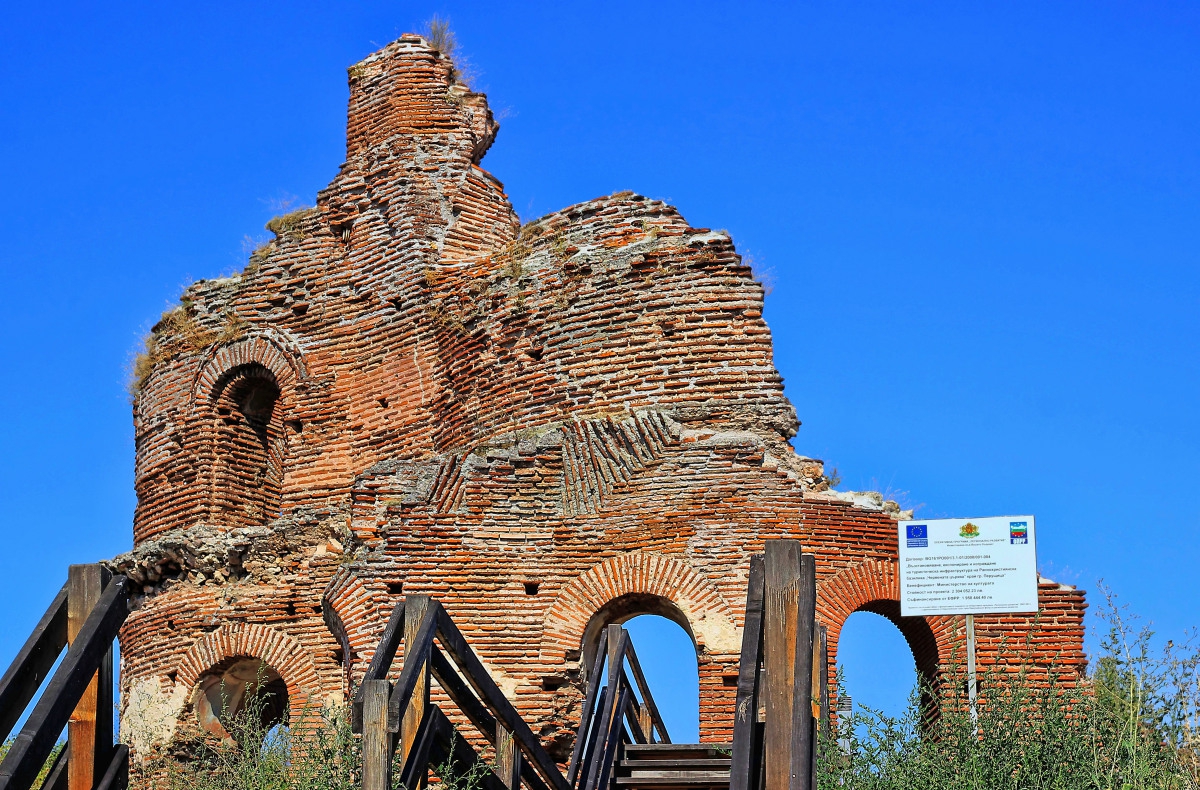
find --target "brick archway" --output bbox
[541,551,738,664]
[176,623,325,720]
[321,567,395,689]
[191,332,306,409]
[818,559,952,701]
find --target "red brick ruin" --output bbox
[112,34,1086,759]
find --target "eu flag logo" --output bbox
[906,524,928,548]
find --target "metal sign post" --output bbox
[965,614,977,726]
[897,515,1039,730]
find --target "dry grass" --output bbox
[128,308,247,398]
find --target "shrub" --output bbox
[819,588,1200,789]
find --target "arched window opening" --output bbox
[210,363,285,528]
[579,594,700,743]
[625,615,700,743]
[837,611,917,724]
[194,657,289,747]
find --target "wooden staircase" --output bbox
[615,744,731,789]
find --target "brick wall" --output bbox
[113,33,1087,761]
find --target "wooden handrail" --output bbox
[621,641,669,744]
[568,623,672,790]
[0,585,68,744]
[359,596,570,790]
[0,570,130,790]
[432,606,566,790]
[352,599,407,733]
[385,604,438,731]
[565,628,607,786]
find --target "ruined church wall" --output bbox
[114,32,1088,761]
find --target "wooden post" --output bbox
[730,554,765,790]
[605,623,626,749]
[817,625,830,735]
[763,540,801,790]
[361,679,393,790]
[811,622,828,789]
[67,564,112,790]
[606,624,623,692]
[400,596,432,776]
[793,553,816,790]
[495,721,521,789]
[637,704,653,744]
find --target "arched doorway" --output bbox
[209,363,286,529]
[837,610,917,721]
[579,594,701,744]
[829,598,941,730]
[625,615,700,743]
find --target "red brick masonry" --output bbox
[113,33,1086,757]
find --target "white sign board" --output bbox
[898,516,1038,617]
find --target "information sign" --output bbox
[898,516,1038,617]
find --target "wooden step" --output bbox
[621,743,733,760]
[614,776,730,788]
[620,758,731,770]
[616,744,732,790]
[619,773,729,782]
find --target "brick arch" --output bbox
[190,333,306,528]
[818,559,950,702]
[176,623,325,718]
[541,552,738,664]
[191,332,306,408]
[321,567,395,688]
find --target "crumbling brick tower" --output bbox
[114,34,1087,758]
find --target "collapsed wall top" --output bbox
[129,33,800,544]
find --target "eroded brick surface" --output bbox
[112,33,1086,760]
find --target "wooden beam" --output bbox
[792,553,816,790]
[567,628,608,787]
[353,599,405,733]
[0,584,68,744]
[68,564,111,790]
[496,721,522,789]
[818,625,830,736]
[361,679,393,790]
[763,540,802,790]
[0,576,130,790]
[730,554,765,790]
[812,623,830,790]
[400,596,432,779]
[623,641,669,744]
[432,607,568,790]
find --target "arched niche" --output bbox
[193,656,288,744]
[207,362,286,528]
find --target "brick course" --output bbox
[113,32,1086,761]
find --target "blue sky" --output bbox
[1,1,1197,735]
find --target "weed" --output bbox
[424,16,475,87]
[425,15,456,58]
[128,308,247,398]
[819,586,1199,788]
[266,206,316,241]
[0,740,62,789]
